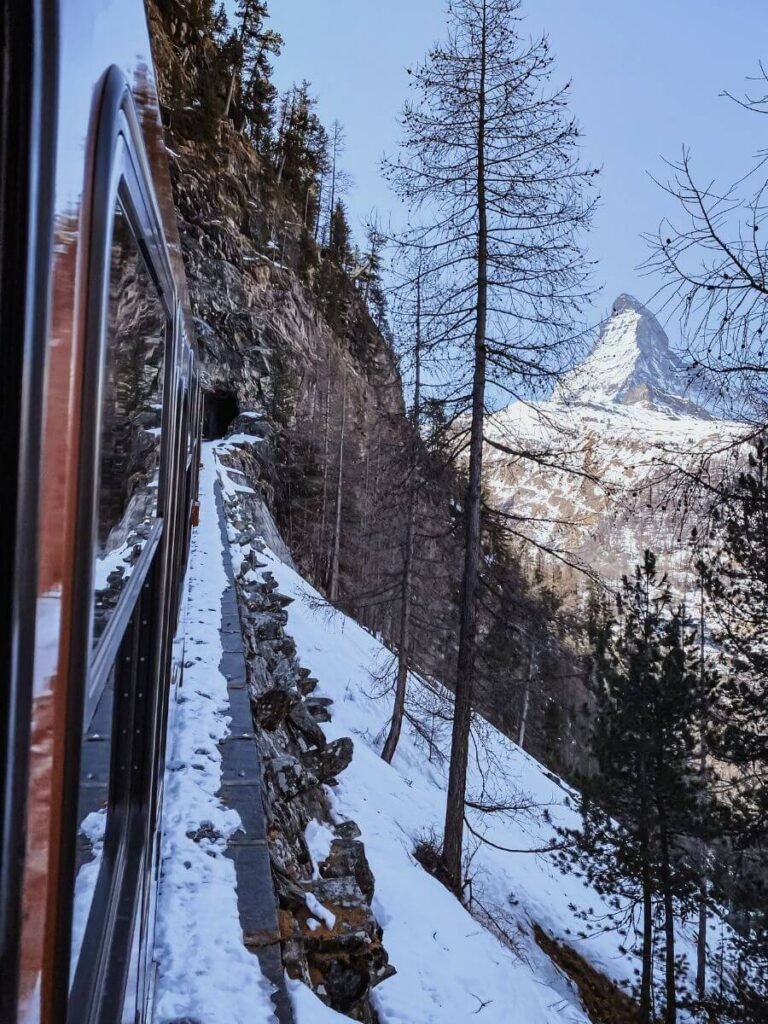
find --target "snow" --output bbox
[153,443,276,1024]
[151,433,728,1024]
[554,294,689,410]
[33,588,61,698]
[222,432,265,446]
[70,809,107,975]
[288,979,353,1022]
[481,296,746,575]
[304,892,337,930]
[93,539,134,592]
[222,517,725,1024]
[304,819,335,879]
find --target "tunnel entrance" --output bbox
[203,389,239,440]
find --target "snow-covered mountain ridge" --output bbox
[484,295,744,581]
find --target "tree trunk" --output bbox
[223,68,239,122]
[329,378,346,603]
[327,131,338,248]
[696,577,709,1000]
[517,640,536,750]
[657,797,677,1024]
[639,788,654,1024]
[223,1,253,121]
[314,174,324,241]
[382,269,423,764]
[696,878,707,1000]
[319,367,331,581]
[442,0,488,894]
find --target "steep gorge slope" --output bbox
[484,295,744,585]
[206,436,726,1024]
[146,1,590,775]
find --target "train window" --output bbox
[70,663,115,971]
[69,195,169,997]
[91,199,166,646]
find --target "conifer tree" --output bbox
[559,552,712,1024]
[702,436,768,820]
[276,83,328,206]
[223,0,282,149]
[328,200,353,271]
[696,435,768,1020]
[385,0,597,892]
[380,257,426,763]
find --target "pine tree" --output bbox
[380,257,426,763]
[328,200,353,271]
[276,82,328,206]
[696,435,768,1020]
[702,436,768,820]
[223,0,282,149]
[558,552,712,1024]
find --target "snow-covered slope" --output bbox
[251,513,725,1024]
[484,295,744,581]
[194,435,724,1024]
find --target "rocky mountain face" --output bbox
[484,294,743,586]
[553,294,705,415]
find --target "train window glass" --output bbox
[120,911,142,1023]
[70,663,116,977]
[92,200,166,646]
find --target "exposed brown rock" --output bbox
[533,923,639,1024]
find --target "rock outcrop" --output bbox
[220,456,393,1021]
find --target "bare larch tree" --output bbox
[385,0,597,891]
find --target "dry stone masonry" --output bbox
[219,442,393,1022]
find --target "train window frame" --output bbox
[83,183,169,722]
[61,66,180,1023]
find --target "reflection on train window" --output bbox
[92,201,166,645]
[70,664,116,980]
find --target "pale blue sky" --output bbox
[265,1,764,330]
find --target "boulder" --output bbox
[299,877,393,1017]
[305,696,333,722]
[267,755,319,801]
[320,839,375,904]
[298,675,319,696]
[251,688,298,730]
[333,820,362,840]
[300,738,353,783]
[288,700,327,750]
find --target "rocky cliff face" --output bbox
[485,294,743,586]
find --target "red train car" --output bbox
[1,2,201,1021]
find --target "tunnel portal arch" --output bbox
[202,389,239,439]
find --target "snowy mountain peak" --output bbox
[553,294,706,417]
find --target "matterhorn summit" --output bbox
[553,294,704,416]
[483,294,742,580]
